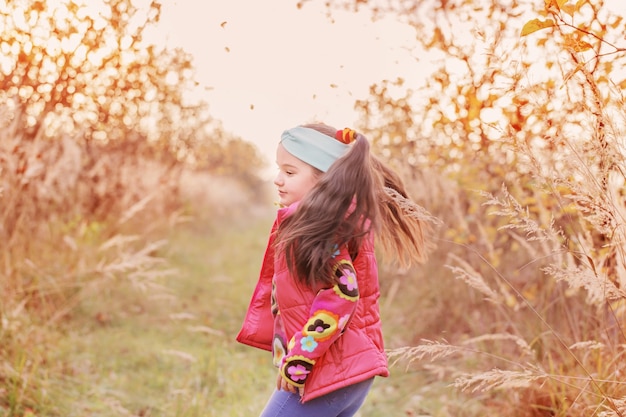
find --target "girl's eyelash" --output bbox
[276,166,295,175]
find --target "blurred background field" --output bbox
[2,0,626,416]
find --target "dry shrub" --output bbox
[0,104,184,410]
[336,0,626,413]
[0,121,181,311]
[383,71,626,417]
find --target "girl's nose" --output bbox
[273,173,283,186]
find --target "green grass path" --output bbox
[50,211,276,416]
[46,209,453,417]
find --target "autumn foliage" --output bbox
[0,0,264,412]
[320,0,626,415]
[2,0,626,414]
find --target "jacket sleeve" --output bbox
[235,218,278,351]
[279,245,360,388]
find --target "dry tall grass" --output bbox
[383,58,626,417]
[0,103,185,412]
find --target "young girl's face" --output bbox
[274,143,320,207]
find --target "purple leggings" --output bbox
[259,378,374,417]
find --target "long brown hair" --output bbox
[276,123,431,289]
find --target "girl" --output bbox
[237,123,432,416]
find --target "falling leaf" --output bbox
[250,104,254,110]
[520,18,555,36]
[225,46,230,52]
[330,83,338,88]
[220,21,227,28]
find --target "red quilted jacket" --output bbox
[236,203,389,403]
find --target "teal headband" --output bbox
[280,126,350,172]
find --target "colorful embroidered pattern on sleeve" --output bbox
[279,257,360,388]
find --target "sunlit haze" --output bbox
[150,1,427,177]
[151,0,626,179]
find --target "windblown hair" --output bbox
[276,123,431,289]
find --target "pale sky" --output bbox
[151,0,426,174]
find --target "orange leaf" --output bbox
[521,18,555,36]
[574,40,593,51]
[544,0,559,11]
[562,4,576,16]
[563,34,593,51]
[610,15,623,29]
[544,0,568,11]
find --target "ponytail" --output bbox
[372,156,434,268]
